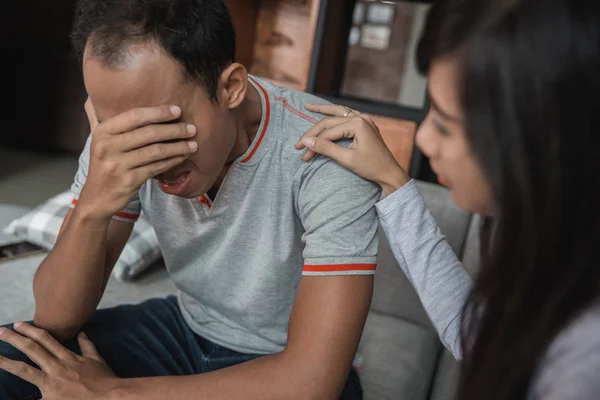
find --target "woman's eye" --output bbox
[433,119,450,136]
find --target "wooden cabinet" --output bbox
[369,115,416,171]
[226,0,322,91]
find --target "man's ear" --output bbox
[219,63,248,109]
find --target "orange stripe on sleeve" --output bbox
[115,211,140,221]
[303,264,377,273]
[71,199,139,222]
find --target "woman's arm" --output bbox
[297,103,473,359]
[376,180,471,359]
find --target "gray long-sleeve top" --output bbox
[375,180,600,399]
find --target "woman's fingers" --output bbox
[298,104,386,167]
[300,104,409,190]
[301,136,351,165]
[296,116,352,149]
[300,122,361,161]
[300,119,365,162]
[300,117,375,161]
[305,103,360,117]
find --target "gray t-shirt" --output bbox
[71,77,380,354]
[376,180,600,399]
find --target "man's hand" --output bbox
[78,98,198,220]
[0,323,119,400]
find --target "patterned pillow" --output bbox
[3,191,162,281]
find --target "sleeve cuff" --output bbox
[71,198,140,224]
[302,260,377,276]
[375,179,421,219]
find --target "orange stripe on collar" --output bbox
[241,78,271,163]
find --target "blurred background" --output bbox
[2,5,474,400]
[3,0,437,196]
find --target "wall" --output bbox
[9,0,88,154]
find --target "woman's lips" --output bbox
[431,164,449,187]
[437,174,449,187]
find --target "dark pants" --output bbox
[0,296,362,400]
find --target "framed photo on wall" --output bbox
[340,0,431,109]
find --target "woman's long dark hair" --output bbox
[417,0,600,398]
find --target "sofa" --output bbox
[0,147,480,400]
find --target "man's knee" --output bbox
[338,368,363,400]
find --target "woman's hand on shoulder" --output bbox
[296,103,410,195]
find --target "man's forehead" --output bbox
[83,41,182,81]
[83,47,189,121]
[84,38,166,67]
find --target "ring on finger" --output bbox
[343,107,354,117]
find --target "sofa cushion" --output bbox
[357,311,441,400]
[372,230,433,326]
[429,350,460,400]
[4,191,162,281]
[0,255,176,325]
[0,202,176,325]
[0,204,30,246]
[1,203,176,324]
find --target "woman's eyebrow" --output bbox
[428,89,463,123]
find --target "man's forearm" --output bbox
[113,351,340,400]
[33,207,110,339]
[110,275,371,400]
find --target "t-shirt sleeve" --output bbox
[70,134,141,223]
[297,156,380,276]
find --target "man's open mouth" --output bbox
[158,173,189,186]
[155,171,192,195]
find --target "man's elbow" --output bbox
[279,355,346,400]
[292,378,340,400]
[32,285,89,340]
[33,308,84,341]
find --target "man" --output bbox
[0,0,379,398]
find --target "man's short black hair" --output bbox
[71,0,236,100]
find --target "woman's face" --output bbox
[415,57,495,216]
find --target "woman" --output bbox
[296,0,600,399]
